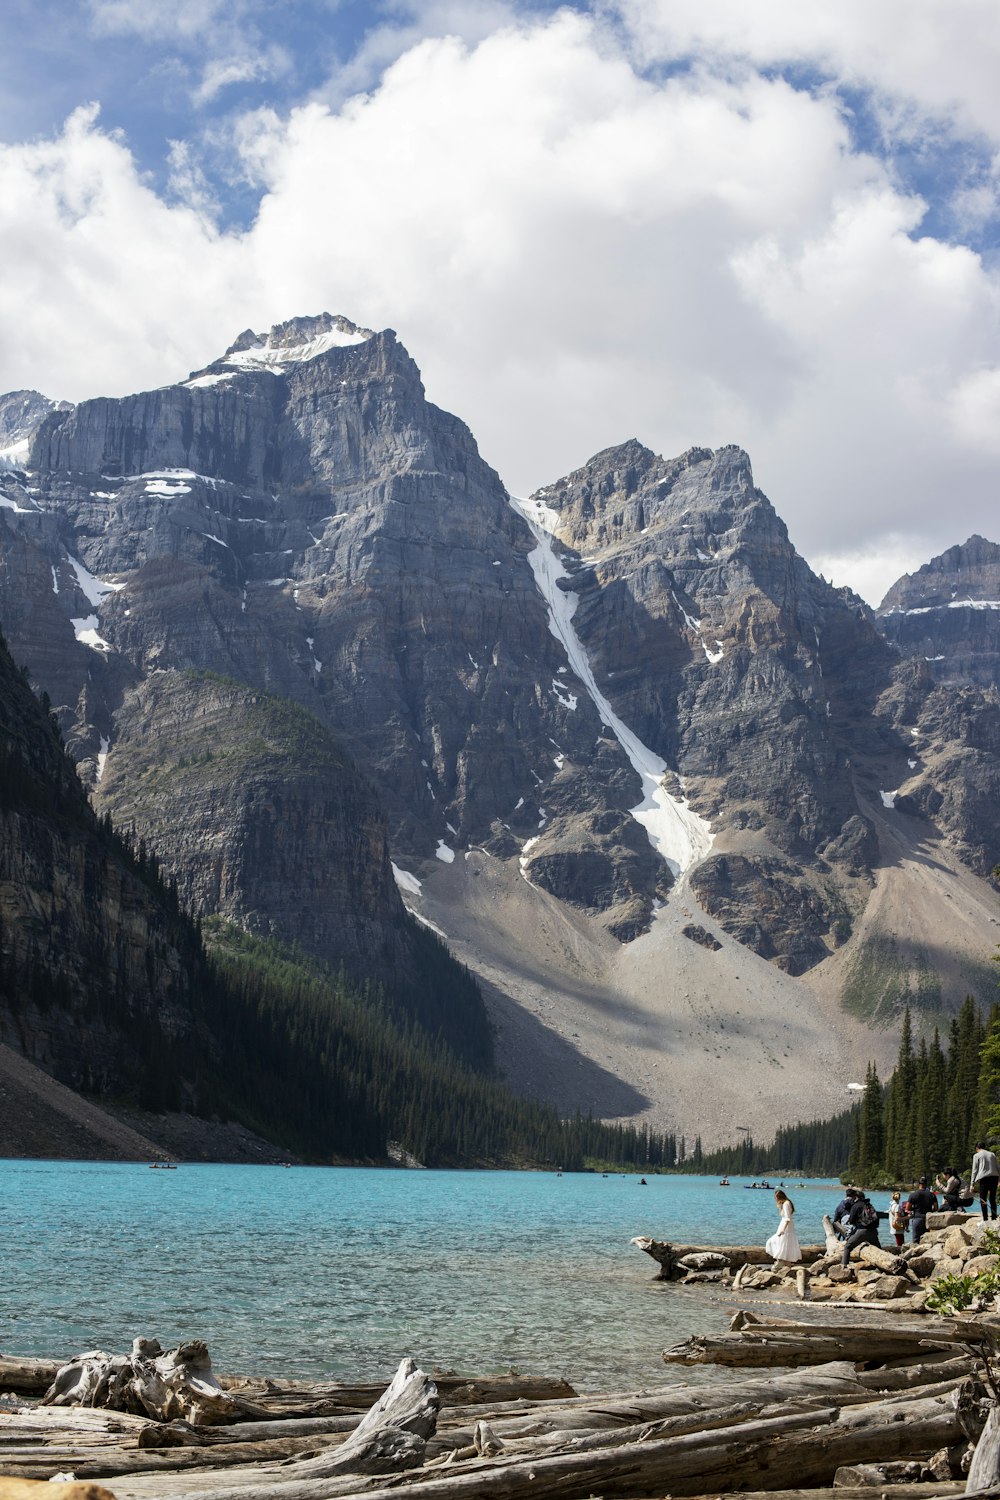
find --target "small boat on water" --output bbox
[149,1162,178,1170]
[743,1179,772,1189]
[719,1177,730,1186]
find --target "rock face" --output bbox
[874,538,1000,875]
[3,312,1000,1078]
[527,440,890,966]
[96,670,402,967]
[2,313,652,945]
[879,536,1000,689]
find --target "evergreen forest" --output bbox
[696,995,1000,1186]
[0,631,686,1170]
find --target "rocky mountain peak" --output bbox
[208,312,376,375]
[0,390,72,469]
[879,535,1000,613]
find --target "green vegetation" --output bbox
[697,991,1000,1185]
[0,633,688,1169]
[925,1267,1000,1316]
[841,935,941,1025]
[689,1109,855,1179]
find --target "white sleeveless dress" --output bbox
[765,1201,801,1262]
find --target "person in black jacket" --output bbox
[841,1193,880,1267]
[831,1188,857,1239]
[907,1177,938,1242]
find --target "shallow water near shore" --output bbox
[1,1163,840,1391]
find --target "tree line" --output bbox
[693,994,1000,1186]
[848,996,997,1186]
[0,628,686,1170]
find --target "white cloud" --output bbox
[3,9,1000,605]
[194,46,292,106]
[88,0,235,42]
[619,0,1000,146]
[0,105,256,397]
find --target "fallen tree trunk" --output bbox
[166,1392,965,1500]
[664,1317,971,1368]
[217,1372,574,1415]
[0,1355,63,1394]
[630,1237,823,1279]
[288,1357,439,1479]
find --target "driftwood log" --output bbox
[663,1313,980,1368]
[630,1236,824,1279]
[8,1318,1000,1500]
[41,1340,254,1426]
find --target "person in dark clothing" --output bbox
[971,1144,1000,1221]
[832,1189,857,1239]
[907,1177,938,1242]
[937,1169,970,1212]
[841,1193,880,1267]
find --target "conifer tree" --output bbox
[856,1061,884,1181]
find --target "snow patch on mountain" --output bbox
[71,615,113,652]
[67,556,124,607]
[510,495,713,878]
[392,863,422,896]
[0,488,37,513]
[0,438,30,471]
[220,323,373,374]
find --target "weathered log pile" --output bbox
[4,1320,1000,1500]
[634,1211,1000,1308]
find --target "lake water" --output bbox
[1,1163,842,1392]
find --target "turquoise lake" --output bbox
[2,1163,843,1392]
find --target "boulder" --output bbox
[929,1257,967,1280]
[943,1226,976,1258]
[871,1275,911,1300]
[926,1211,972,1230]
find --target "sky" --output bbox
[2,1,1000,606]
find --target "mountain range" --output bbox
[2,311,999,1149]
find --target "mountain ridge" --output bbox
[2,312,999,1145]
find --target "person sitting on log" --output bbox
[840,1191,880,1266]
[906,1176,938,1242]
[831,1187,858,1240]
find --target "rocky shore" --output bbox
[634,1208,998,1310]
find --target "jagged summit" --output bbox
[4,315,1000,1144]
[879,535,1000,613]
[0,390,72,469]
[188,312,376,384]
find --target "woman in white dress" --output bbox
[765,1189,802,1266]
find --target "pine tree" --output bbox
[857,1061,884,1181]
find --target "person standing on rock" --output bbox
[765,1189,801,1268]
[840,1191,880,1266]
[888,1190,907,1248]
[971,1143,1000,1220]
[906,1177,937,1242]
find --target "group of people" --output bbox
[762,1142,1000,1270]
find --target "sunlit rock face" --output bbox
[2,312,1000,980]
[874,537,1000,876]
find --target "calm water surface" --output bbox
[1,1163,840,1391]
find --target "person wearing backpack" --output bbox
[841,1192,881,1266]
[907,1177,938,1242]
